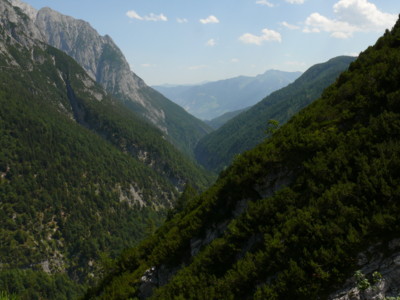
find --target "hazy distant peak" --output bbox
[260,69,302,75]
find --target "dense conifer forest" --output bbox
[1,0,400,299]
[87,16,400,300]
[0,2,214,297]
[195,56,356,172]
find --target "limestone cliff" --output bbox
[27,4,212,155]
[33,7,166,131]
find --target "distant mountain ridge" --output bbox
[195,56,356,172]
[205,107,249,129]
[153,70,301,120]
[10,0,212,157]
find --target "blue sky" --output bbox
[22,0,400,85]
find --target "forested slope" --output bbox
[32,5,212,158]
[153,70,301,121]
[0,1,213,298]
[88,17,400,300]
[195,56,355,172]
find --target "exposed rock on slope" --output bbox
[0,2,213,296]
[329,239,400,300]
[34,7,147,105]
[1,0,43,46]
[28,4,212,155]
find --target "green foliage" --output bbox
[135,86,214,159]
[0,291,18,300]
[353,270,383,292]
[372,271,383,284]
[195,56,356,172]
[205,108,248,129]
[265,119,280,135]
[89,17,400,300]
[354,271,370,291]
[0,14,213,299]
[0,269,84,300]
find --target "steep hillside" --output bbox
[196,56,355,172]
[87,17,400,300]
[0,0,213,297]
[205,107,249,129]
[154,70,301,121]
[11,2,212,157]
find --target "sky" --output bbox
[21,0,400,86]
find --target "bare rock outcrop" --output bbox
[329,239,400,300]
[34,7,167,132]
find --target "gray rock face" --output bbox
[7,0,167,131]
[8,0,213,157]
[9,0,37,21]
[329,239,400,300]
[1,0,43,47]
[33,7,167,132]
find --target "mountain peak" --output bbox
[9,0,37,20]
[1,0,43,46]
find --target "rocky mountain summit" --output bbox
[1,0,43,47]
[0,2,214,295]
[9,0,159,129]
[34,7,151,116]
[10,0,212,156]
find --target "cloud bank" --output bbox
[206,39,216,47]
[256,0,274,7]
[126,10,167,22]
[200,15,220,24]
[239,28,282,45]
[285,0,305,4]
[177,18,188,23]
[281,21,300,30]
[304,0,397,39]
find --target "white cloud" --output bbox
[146,13,167,22]
[126,10,143,20]
[188,65,208,70]
[303,0,397,39]
[126,10,167,22]
[256,0,274,7]
[239,28,282,45]
[177,18,188,23]
[333,0,396,30]
[281,21,300,30]
[285,0,305,4]
[206,39,216,47]
[200,15,220,24]
[304,12,357,38]
[231,58,240,63]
